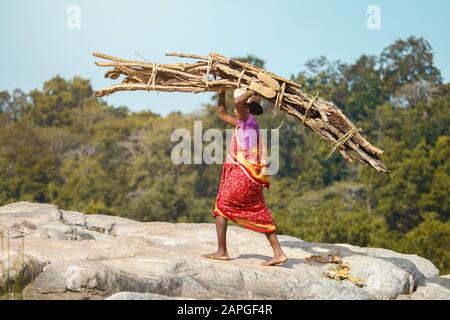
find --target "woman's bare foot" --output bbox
[201,251,230,261]
[261,254,288,266]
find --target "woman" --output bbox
[202,88,288,266]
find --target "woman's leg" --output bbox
[215,215,228,255]
[201,215,230,260]
[262,231,288,266]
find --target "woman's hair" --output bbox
[248,102,264,115]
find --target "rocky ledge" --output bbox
[0,201,448,300]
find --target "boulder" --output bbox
[0,201,447,300]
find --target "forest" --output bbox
[0,36,448,272]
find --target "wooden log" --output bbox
[95,61,188,71]
[209,52,302,89]
[95,83,237,97]
[165,52,209,60]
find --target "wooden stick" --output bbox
[209,52,302,89]
[165,52,209,60]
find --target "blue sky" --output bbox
[1,0,449,115]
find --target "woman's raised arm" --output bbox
[217,91,238,127]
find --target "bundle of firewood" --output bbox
[93,51,389,174]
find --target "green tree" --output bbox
[0,122,59,203]
[24,76,94,127]
[380,36,442,92]
[396,213,450,273]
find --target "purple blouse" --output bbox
[237,114,259,149]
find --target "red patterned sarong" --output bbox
[213,127,276,233]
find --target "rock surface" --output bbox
[0,201,448,300]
